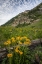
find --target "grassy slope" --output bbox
[0,4,42,64]
[0,18,42,44]
[0,3,42,44]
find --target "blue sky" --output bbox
[0,0,42,25]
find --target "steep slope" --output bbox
[0,3,42,43]
[3,3,42,26]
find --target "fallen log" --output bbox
[31,38,42,44]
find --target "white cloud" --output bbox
[0,0,42,25]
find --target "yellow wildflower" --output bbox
[16,46,20,49]
[18,41,22,45]
[11,37,15,40]
[7,40,11,44]
[16,36,20,40]
[7,53,12,58]
[20,36,27,41]
[11,37,15,42]
[4,39,11,45]
[4,42,9,45]
[20,37,23,40]
[24,42,31,45]
[15,49,19,53]
[15,45,20,53]
[19,51,23,55]
[12,39,16,42]
[23,36,27,39]
[26,39,31,42]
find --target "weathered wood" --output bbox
[0,48,6,53]
[31,38,42,44]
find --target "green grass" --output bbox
[1,44,42,64]
[0,3,42,64]
[0,19,42,45]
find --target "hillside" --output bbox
[0,3,42,64]
[0,3,42,43]
[3,3,42,26]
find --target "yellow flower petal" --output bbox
[7,53,12,58]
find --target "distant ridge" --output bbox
[3,3,42,27]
